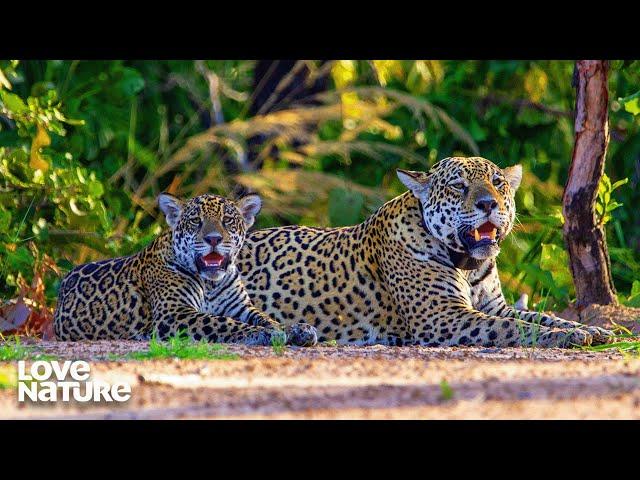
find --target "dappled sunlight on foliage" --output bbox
[1,59,639,326]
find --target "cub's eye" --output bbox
[187,217,202,228]
[450,182,466,191]
[492,177,503,186]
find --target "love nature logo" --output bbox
[17,360,131,403]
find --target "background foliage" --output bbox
[1,59,639,316]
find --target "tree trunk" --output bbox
[562,60,618,308]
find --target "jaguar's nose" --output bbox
[475,198,498,214]
[204,234,222,247]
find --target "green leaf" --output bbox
[595,203,604,216]
[605,201,622,213]
[87,179,104,197]
[539,243,573,290]
[619,90,640,116]
[624,99,639,115]
[0,91,28,114]
[611,178,629,191]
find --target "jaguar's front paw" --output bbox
[243,329,282,347]
[285,323,318,347]
[582,325,616,345]
[538,327,593,348]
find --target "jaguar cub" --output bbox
[53,192,317,346]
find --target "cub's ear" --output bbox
[237,193,262,228]
[158,192,184,229]
[503,164,523,192]
[396,169,431,197]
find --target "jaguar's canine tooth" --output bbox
[474,229,480,241]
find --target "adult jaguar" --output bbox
[54,192,317,346]
[237,156,614,347]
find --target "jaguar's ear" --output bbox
[503,164,523,192]
[237,193,262,228]
[158,192,184,229]
[397,169,431,197]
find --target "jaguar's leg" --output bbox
[506,309,614,345]
[231,290,318,347]
[411,305,594,348]
[471,260,615,345]
[154,307,285,346]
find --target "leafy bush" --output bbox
[1,59,639,320]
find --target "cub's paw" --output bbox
[285,323,318,347]
[538,328,593,348]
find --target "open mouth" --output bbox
[196,251,230,274]
[461,221,500,250]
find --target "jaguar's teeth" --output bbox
[474,229,480,241]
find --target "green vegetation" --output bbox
[439,379,454,401]
[584,338,640,356]
[516,291,549,349]
[0,334,53,361]
[583,322,640,356]
[270,331,287,356]
[121,331,239,360]
[1,60,639,314]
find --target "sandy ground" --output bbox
[1,340,639,419]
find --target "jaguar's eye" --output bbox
[492,177,503,186]
[450,182,466,191]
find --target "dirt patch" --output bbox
[1,341,639,419]
[559,304,640,334]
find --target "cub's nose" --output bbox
[204,233,222,246]
[475,198,498,214]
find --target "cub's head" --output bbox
[397,156,522,261]
[158,192,262,282]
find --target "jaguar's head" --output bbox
[397,156,522,261]
[158,192,262,282]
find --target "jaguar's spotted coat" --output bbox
[238,156,614,347]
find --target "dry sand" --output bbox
[1,341,639,419]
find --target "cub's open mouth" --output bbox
[196,251,230,273]
[461,221,500,250]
